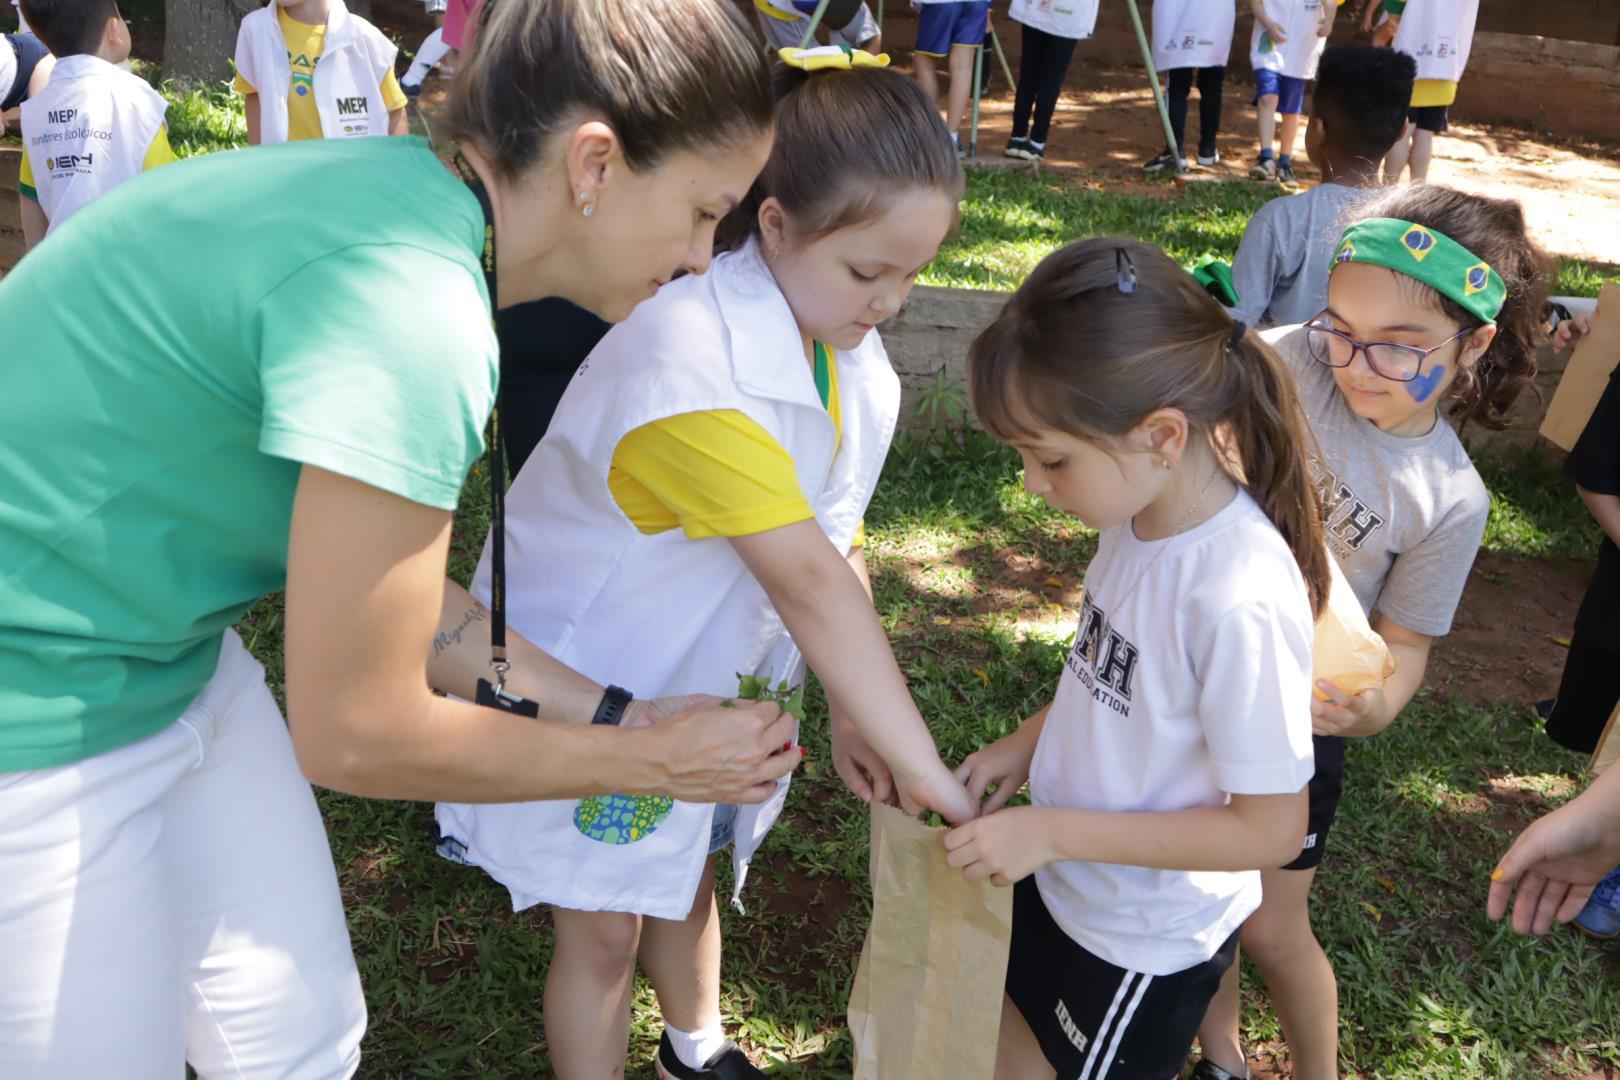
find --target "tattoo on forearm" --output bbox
[432,605,488,659]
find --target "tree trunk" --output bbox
[164,0,259,83]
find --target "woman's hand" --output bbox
[830,706,897,806]
[943,806,1058,886]
[1311,681,1393,738]
[1551,313,1592,353]
[1488,770,1620,936]
[955,730,1036,815]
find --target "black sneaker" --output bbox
[1142,148,1185,173]
[1190,1059,1249,1080]
[1249,155,1276,180]
[1277,161,1297,184]
[401,80,423,99]
[1020,141,1046,162]
[655,1033,766,1080]
[1004,136,1031,159]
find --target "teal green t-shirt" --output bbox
[0,136,499,771]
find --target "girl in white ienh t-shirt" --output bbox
[943,238,1327,1079]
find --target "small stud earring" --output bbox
[1161,458,1172,471]
[582,203,595,218]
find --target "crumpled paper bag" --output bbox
[1313,556,1397,699]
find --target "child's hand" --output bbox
[1264,18,1289,43]
[1310,681,1391,737]
[1551,313,1592,353]
[830,707,897,806]
[1488,792,1620,936]
[943,806,1057,886]
[623,693,720,729]
[955,732,1036,815]
[901,763,979,826]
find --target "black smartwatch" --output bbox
[591,685,634,726]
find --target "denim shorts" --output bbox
[708,803,739,854]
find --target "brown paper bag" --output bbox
[846,801,1013,1080]
[1541,282,1620,452]
[1313,557,1396,700]
[1591,699,1620,776]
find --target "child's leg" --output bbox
[995,994,1058,1080]
[1195,65,1226,158]
[1010,25,1048,138]
[1277,111,1302,163]
[1384,121,1414,181]
[1165,68,1194,155]
[404,27,451,87]
[944,42,978,137]
[1194,956,1247,1074]
[1028,33,1077,147]
[914,55,942,107]
[1239,866,1339,1080]
[1256,94,1279,156]
[545,907,644,1080]
[638,854,724,1051]
[1408,127,1435,182]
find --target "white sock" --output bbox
[404,27,449,86]
[664,1022,727,1071]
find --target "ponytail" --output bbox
[1225,327,1332,618]
[970,238,1331,617]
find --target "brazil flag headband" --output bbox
[1332,218,1507,326]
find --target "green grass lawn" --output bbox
[233,433,1617,1079]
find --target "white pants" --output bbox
[0,631,366,1079]
[756,2,880,50]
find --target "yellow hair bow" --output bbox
[778,45,891,70]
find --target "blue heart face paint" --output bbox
[1406,363,1446,403]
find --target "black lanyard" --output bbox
[455,152,539,717]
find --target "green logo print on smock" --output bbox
[573,794,676,844]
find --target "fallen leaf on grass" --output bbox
[971,668,990,687]
[1359,900,1383,923]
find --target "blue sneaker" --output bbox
[1573,865,1620,939]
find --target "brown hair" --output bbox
[1352,185,1552,430]
[443,0,774,179]
[714,62,963,252]
[970,239,1331,617]
[19,0,118,57]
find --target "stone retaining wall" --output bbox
[886,285,1571,458]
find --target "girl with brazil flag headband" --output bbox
[1193,185,1552,1080]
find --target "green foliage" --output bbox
[735,674,806,721]
[160,80,248,159]
[1476,449,1604,559]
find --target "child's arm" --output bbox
[244,92,261,146]
[731,520,977,823]
[1250,0,1287,41]
[19,193,47,249]
[1319,0,1340,36]
[827,543,899,805]
[1311,613,1430,737]
[1227,209,1285,326]
[1579,486,1620,550]
[944,790,1308,886]
[387,107,409,136]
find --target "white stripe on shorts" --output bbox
[1089,971,1154,1079]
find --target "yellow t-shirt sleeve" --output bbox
[851,520,867,550]
[233,72,256,96]
[17,151,35,200]
[380,70,409,113]
[143,125,178,170]
[609,410,816,539]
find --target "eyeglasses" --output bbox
[1303,313,1473,384]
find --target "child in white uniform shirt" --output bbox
[944,238,1325,1079]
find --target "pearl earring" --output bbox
[582,204,595,218]
[1161,458,1173,471]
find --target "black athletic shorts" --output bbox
[1005,877,1239,1080]
[1409,104,1450,134]
[1281,733,1346,871]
